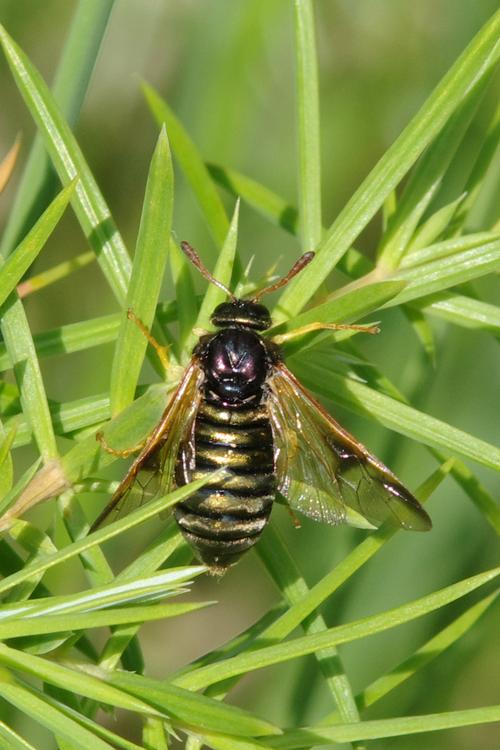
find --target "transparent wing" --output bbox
[90,360,203,531]
[267,363,431,531]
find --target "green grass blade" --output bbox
[142,82,229,253]
[103,670,280,738]
[0,298,58,461]
[0,25,131,302]
[388,237,500,304]
[207,162,299,235]
[0,181,75,307]
[275,10,500,320]
[0,602,211,640]
[0,0,115,256]
[0,678,115,750]
[17,250,94,298]
[268,706,500,747]
[358,589,499,710]
[0,315,119,372]
[414,291,500,335]
[0,425,15,499]
[294,0,322,250]
[175,565,500,690]
[110,127,173,415]
[257,524,359,724]
[0,720,37,750]
[377,73,492,268]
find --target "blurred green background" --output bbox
[0,2,499,748]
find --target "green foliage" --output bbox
[0,3,499,750]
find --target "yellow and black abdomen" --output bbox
[174,398,275,571]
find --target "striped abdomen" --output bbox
[174,397,275,572]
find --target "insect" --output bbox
[93,242,431,574]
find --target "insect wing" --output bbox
[91,360,203,530]
[267,363,431,531]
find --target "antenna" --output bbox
[251,251,315,302]
[180,241,236,301]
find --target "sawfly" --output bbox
[93,243,431,574]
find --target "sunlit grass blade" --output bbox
[257,524,359,724]
[0,601,212,640]
[0,566,205,620]
[358,588,499,711]
[142,82,229,254]
[182,200,239,357]
[0,1,115,256]
[0,719,38,750]
[17,250,94,298]
[414,291,500,336]
[0,298,58,461]
[0,181,75,307]
[175,565,500,690]
[400,231,498,267]
[0,315,119,372]
[386,237,500,305]
[0,425,15,499]
[101,669,280,738]
[377,73,492,269]
[0,678,115,750]
[110,127,173,415]
[267,706,500,747]
[0,645,160,716]
[252,461,451,649]
[294,0,321,250]
[0,25,131,301]
[275,10,500,320]
[207,162,299,235]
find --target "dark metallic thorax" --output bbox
[174,299,280,573]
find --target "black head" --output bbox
[211,299,272,331]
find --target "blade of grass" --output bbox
[377,72,492,269]
[267,705,500,747]
[100,669,280,738]
[294,0,322,250]
[142,82,229,254]
[110,127,173,415]
[0,0,115,256]
[0,676,145,750]
[357,588,499,711]
[275,10,500,320]
[0,181,75,307]
[175,565,500,690]
[257,524,359,725]
[0,720,37,750]
[0,25,132,301]
[0,297,58,461]
[17,250,94,298]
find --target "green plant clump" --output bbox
[0,2,498,749]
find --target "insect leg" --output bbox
[272,322,379,345]
[96,430,147,457]
[127,308,170,373]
